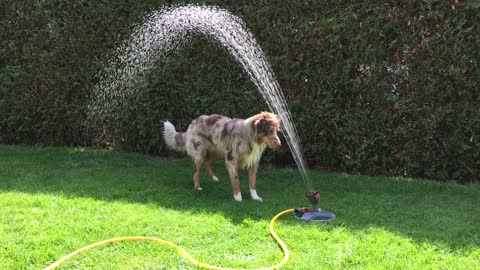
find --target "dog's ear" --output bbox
[254,118,269,133]
[274,115,281,132]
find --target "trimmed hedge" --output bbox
[1,1,479,182]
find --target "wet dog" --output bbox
[163,112,281,201]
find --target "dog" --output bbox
[163,112,281,202]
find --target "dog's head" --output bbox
[253,112,282,149]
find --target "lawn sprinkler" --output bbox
[293,189,336,222]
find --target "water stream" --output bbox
[88,5,310,186]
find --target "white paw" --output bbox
[252,195,263,202]
[195,186,203,191]
[233,192,242,202]
[211,175,219,182]
[250,189,263,202]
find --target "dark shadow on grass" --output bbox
[1,145,479,252]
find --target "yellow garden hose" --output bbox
[44,208,295,270]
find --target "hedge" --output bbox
[1,0,479,182]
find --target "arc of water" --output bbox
[90,5,310,185]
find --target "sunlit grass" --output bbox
[0,144,479,269]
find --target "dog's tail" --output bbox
[163,121,187,152]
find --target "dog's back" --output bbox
[164,112,280,168]
[185,114,254,164]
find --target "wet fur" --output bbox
[163,112,281,201]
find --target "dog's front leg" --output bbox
[247,164,262,201]
[225,160,242,202]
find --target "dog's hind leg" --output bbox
[187,136,207,191]
[205,159,219,182]
[193,160,203,191]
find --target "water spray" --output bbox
[50,4,339,269]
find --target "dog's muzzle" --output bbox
[268,138,282,149]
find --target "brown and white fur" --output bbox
[163,112,281,202]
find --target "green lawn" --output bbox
[0,144,479,269]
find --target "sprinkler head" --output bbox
[293,188,336,222]
[305,188,320,210]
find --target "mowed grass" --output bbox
[0,145,479,270]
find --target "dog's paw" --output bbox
[252,195,263,202]
[233,192,242,202]
[250,189,263,202]
[211,175,219,182]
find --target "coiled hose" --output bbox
[44,208,295,270]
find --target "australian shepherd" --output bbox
[163,112,281,202]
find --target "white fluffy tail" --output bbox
[163,121,186,152]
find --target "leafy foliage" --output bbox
[1,1,478,182]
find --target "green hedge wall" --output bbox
[1,1,479,182]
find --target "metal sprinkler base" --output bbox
[293,209,336,222]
